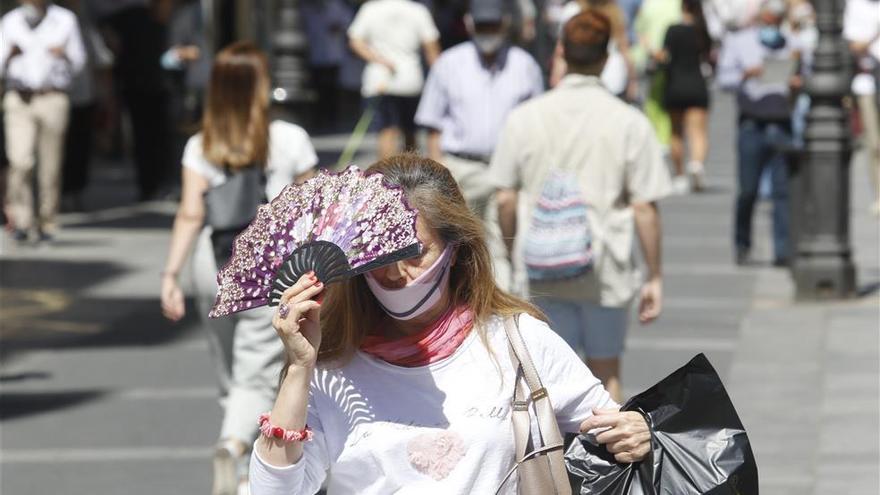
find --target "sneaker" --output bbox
[213,439,245,495]
[688,161,705,191]
[671,175,690,195]
[38,231,54,244]
[12,229,28,243]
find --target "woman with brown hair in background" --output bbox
[159,41,318,495]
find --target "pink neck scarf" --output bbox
[360,305,474,367]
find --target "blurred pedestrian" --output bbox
[659,0,712,194]
[60,0,114,212]
[160,42,318,495]
[787,0,817,148]
[619,0,643,45]
[302,0,354,133]
[162,0,208,106]
[0,0,85,243]
[415,0,544,291]
[702,0,761,39]
[844,0,880,215]
[551,0,638,101]
[496,0,539,47]
[491,10,671,402]
[161,0,210,195]
[348,0,441,158]
[162,0,210,129]
[717,0,798,266]
[632,0,681,147]
[91,0,173,201]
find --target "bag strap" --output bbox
[498,315,571,495]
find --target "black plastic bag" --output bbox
[565,353,758,495]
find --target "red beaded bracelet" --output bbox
[258,413,314,443]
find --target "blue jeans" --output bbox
[735,118,791,261]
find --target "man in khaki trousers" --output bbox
[0,0,85,242]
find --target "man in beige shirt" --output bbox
[490,10,671,402]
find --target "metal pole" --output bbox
[790,0,857,299]
[201,0,216,56]
[268,0,314,125]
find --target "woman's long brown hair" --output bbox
[201,41,270,169]
[315,153,546,366]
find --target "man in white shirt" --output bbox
[348,0,441,158]
[0,0,85,243]
[415,0,544,290]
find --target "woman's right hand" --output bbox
[161,274,186,322]
[273,272,324,369]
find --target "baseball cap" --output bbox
[470,0,505,24]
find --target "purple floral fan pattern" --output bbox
[209,165,421,318]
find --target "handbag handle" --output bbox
[495,315,572,495]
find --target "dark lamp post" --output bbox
[269,0,315,124]
[789,0,857,299]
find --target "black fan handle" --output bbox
[268,241,352,306]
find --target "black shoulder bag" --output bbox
[204,163,267,268]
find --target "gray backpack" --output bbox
[204,164,266,268]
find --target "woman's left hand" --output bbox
[579,408,651,463]
[160,275,185,322]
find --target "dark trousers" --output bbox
[310,65,340,132]
[735,118,791,261]
[62,103,95,195]
[126,89,171,200]
[103,6,171,200]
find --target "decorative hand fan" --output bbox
[209,165,421,318]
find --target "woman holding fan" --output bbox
[159,42,318,495]
[246,154,650,494]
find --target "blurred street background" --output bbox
[1,0,878,494]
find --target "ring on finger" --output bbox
[278,303,291,319]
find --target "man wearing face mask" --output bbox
[717,0,802,267]
[415,0,544,292]
[0,0,85,244]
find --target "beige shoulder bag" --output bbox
[495,316,572,495]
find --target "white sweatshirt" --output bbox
[250,313,616,495]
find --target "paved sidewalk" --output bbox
[1,90,877,494]
[619,90,879,494]
[727,150,880,495]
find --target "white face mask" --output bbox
[365,245,453,321]
[473,34,506,56]
[22,4,45,25]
